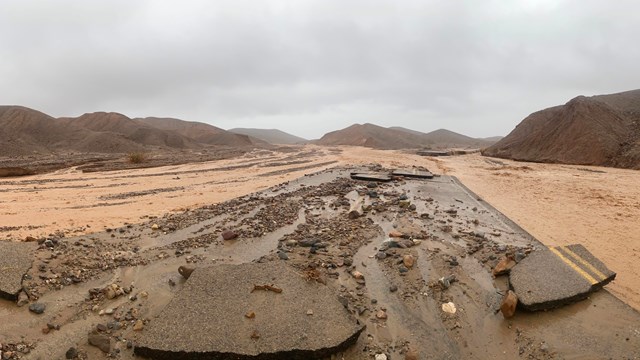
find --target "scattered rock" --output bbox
[16,291,29,307]
[65,347,78,359]
[376,310,388,320]
[28,303,45,314]
[352,271,364,280]
[442,302,456,314]
[221,230,238,240]
[405,348,419,360]
[500,290,518,318]
[389,285,398,293]
[375,354,388,360]
[306,309,314,315]
[245,311,255,319]
[299,238,318,247]
[151,224,159,230]
[133,319,144,331]
[277,251,289,260]
[178,266,195,280]
[389,230,404,238]
[88,332,111,353]
[403,254,415,269]
[438,275,456,289]
[492,256,516,276]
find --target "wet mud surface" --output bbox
[0,166,639,359]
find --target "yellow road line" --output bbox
[559,247,607,282]
[549,247,598,285]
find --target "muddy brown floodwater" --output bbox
[0,146,639,359]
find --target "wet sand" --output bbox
[1,146,639,314]
[439,154,640,311]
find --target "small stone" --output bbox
[389,284,398,292]
[540,342,549,353]
[168,279,176,286]
[375,354,388,360]
[405,348,418,360]
[403,254,415,269]
[88,332,111,353]
[277,251,289,260]
[250,330,260,339]
[285,239,298,247]
[408,204,417,211]
[151,223,159,230]
[352,271,364,280]
[16,291,29,307]
[398,265,409,273]
[221,230,238,240]
[493,256,516,276]
[96,323,107,332]
[42,326,50,334]
[104,308,114,315]
[133,319,144,331]
[376,310,387,320]
[140,291,148,298]
[29,303,45,314]
[178,266,195,280]
[374,251,387,260]
[306,309,314,315]
[399,194,408,200]
[245,311,255,319]
[389,230,404,238]
[442,302,457,314]
[299,238,318,247]
[500,290,518,318]
[65,347,78,359]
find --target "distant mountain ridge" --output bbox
[138,117,261,147]
[229,128,307,145]
[483,89,640,169]
[0,106,265,156]
[316,123,497,150]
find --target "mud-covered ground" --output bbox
[1,165,638,360]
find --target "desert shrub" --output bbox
[127,152,147,164]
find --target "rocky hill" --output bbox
[392,127,497,148]
[317,123,495,150]
[0,107,266,157]
[60,113,201,149]
[138,117,259,147]
[316,123,427,149]
[229,128,307,145]
[483,89,640,169]
[0,106,145,156]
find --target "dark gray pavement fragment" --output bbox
[135,262,365,360]
[350,173,392,182]
[0,241,35,301]
[391,169,434,179]
[510,244,616,311]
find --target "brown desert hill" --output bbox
[137,117,262,147]
[228,128,307,145]
[391,127,498,148]
[483,89,640,169]
[0,106,145,156]
[315,123,428,149]
[60,112,201,149]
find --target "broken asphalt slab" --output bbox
[349,173,392,182]
[510,244,616,311]
[0,241,35,301]
[135,262,365,360]
[391,169,434,179]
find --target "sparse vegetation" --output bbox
[127,152,147,164]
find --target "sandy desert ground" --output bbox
[1,145,639,313]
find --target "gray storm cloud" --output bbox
[1,0,639,139]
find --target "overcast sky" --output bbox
[1,1,639,139]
